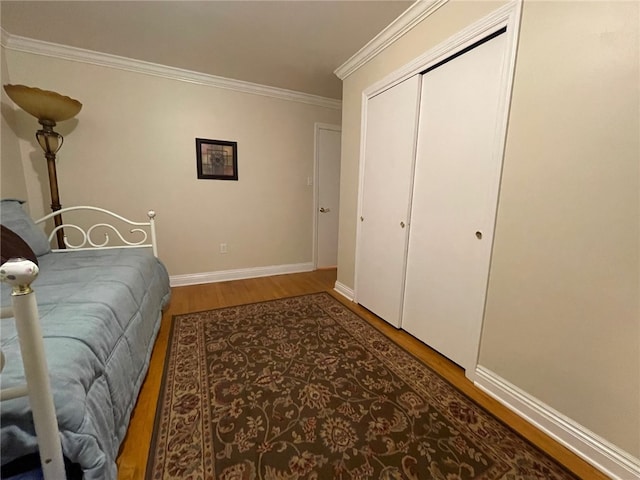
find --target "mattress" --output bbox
[0,248,171,479]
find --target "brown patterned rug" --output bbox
[146,292,578,480]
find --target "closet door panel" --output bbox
[403,33,508,371]
[356,75,421,327]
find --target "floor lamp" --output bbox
[4,84,82,249]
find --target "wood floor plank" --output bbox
[116,269,610,480]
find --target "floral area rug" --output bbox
[146,292,578,480]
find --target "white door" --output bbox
[356,75,421,327]
[402,32,508,372]
[316,125,341,268]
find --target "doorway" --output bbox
[314,123,341,269]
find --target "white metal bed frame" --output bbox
[36,206,158,257]
[0,206,160,479]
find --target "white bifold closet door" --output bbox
[402,32,508,372]
[356,75,421,327]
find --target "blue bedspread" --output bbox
[0,248,171,479]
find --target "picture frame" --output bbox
[196,138,238,180]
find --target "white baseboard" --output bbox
[333,281,355,301]
[170,262,314,287]
[474,366,640,480]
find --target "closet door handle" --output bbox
[400,222,405,228]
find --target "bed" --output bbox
[0,199,171,479]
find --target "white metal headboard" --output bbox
[35,206,158,257]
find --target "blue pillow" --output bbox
[0,200,51,257]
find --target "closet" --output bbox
[356,29,510,374]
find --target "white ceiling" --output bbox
[1,1,414,99]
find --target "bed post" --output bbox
[0,259,66,480]
[148,210,158,257]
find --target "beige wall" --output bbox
[480,0,639,456]
[0,45,28,201]
[337,0,639,459]
[2,50,341,275]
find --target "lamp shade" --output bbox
[3,84,82,123]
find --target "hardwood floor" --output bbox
[116,269,609,480]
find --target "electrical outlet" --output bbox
[220,243,227,254]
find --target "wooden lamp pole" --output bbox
[3,85,82,250]
[36,119,66,249]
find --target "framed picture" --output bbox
[196,138,238,180]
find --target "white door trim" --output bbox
[354,0,522,362]
[313,123,342,269]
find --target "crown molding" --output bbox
[363,0,520,99]
[334,0,448,80]
[1,31,342,110]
